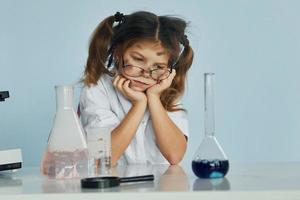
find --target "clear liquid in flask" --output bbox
[41,149,88,179]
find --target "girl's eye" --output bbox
[133,57,143,61]
[155,65,166,69]
[124,64,132,68]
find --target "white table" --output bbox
[0,162,300,199]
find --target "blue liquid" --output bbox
[192,159,229,178]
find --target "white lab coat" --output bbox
[79,73,189,165]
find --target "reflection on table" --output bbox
[157,165,189,191]
[0,172,23,194]
[193,177,230,191]
[42,164,191,193]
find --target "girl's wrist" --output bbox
[146,88,160,96]
[132,99,147,108]
[146,92,160,100]
[147,93,162,107]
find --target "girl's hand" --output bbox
[113,75,147,105]
[146,69,176,98]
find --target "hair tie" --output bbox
[114,12,126,24]
[181,34,189,47]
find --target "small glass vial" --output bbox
[192,73,229,179]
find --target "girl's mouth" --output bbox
[131,80,150,87]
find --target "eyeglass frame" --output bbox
[120,58,173,81]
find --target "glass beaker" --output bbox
[41,85,89,179]
[192,73,229,179]
[86,126,113,177]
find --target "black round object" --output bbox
[81,174,154,189]
[81,176,120,189]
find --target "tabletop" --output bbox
[1,162,300,200]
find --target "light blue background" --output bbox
[1,0,299,167]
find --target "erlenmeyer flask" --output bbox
[41,85,88,179]
[192,73,229,179]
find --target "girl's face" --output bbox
[120,40,170,92]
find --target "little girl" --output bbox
[80,11,194,166]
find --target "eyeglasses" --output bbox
[121,64,172,81]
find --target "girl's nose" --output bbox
[142,70,151,79]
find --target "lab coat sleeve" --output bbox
[167,105,189,139]
[79,82,120,130]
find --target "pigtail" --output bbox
[174,44,194,85]
[161,38,194,112]
[83,15,115,86]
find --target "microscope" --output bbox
[0,91,9,101]
[0,91,23,172]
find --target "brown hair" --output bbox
[83,11,194,112]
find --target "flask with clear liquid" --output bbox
[41,85,89,179]
[192,73,229,179]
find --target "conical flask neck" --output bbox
[55,85,74,110]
